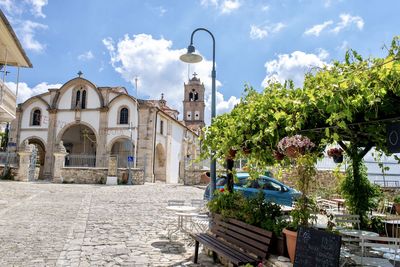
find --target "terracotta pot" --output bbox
[282,228,297,263]
[333,155,343,163]
[270,235,288,257]
[394,203,400,215]
[273,150,285,161]
[285,146,300,158]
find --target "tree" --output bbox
[201,36,400,227]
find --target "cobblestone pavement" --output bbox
[0,181,222,267]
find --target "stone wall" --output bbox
[61,167,145,184]
[184,169,208,185]
[117,168,145,185]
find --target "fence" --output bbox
[0,152,18,166]
[65,154,97,167]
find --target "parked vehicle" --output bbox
[204,172,301,206]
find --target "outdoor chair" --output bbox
[349,235,400,266]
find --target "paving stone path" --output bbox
[0,181,221,267]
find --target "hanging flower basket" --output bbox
[327,147,344,163]
[226,148,237,159]
[277,135,314,159]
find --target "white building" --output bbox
[10,74,202,184]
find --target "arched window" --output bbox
[119,107,129,124]
[32,109,41,126]
[189,91,194,101]
[75,91,81,108]
[81,90,87,109]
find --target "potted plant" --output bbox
[278,135,317,263]
[327,147,344,163]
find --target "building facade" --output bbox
[10,75,201,184]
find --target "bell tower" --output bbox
[183,73,205,132]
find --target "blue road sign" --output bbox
[128,156,134,162]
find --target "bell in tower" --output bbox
[183,73,205,132]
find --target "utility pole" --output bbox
[127,122,133,185]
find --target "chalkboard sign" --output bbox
[294,227,342,267]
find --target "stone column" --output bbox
[53,141,68,183]
[16,140,34,182]
[106,155,118,185]
[96,107,109,167]
[44,109,58,179]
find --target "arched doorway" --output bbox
[154,143,166,182]
[28,138,45,179]
[61,124,97,167]
[111,138,134,168]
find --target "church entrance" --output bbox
[61,124,97,167]
[154,143,166,182]
[28,138,45,179]
[111,138,134,168]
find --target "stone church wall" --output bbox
[61,167,144,184]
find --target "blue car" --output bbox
[204,172,301,206]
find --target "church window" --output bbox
[160,120,164,135]
[119,107,129,124]
[189,91,194,101]
[194,92,199,101]
[81,90,87,109]
[187,111,192,120]
[195,111,200,119]
[31,109,41,126]
[75,91,81,107]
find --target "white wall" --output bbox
[19,130,48,146]
[21,100,49,129]
[168,123,185,183]
[108,97,138,128]
[55,111,75,138]
[57,85,101,109]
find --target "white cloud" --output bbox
[304,20,333,36]
[215,92,240,115]
[5,81,62,103]
[200,0,241,14]
[250,25,268,40]
[16,20,47,53]
[261,5,269,11]
[250,22,285,40]
[78,51,94,61]
[103,33,237,124]
[221,0,241,13]
[262,51,329,88]
[337,40,349,52]
[0,0,21,15]
[25,0,48,18]
[158,6,167,16]
[332,13,364,33]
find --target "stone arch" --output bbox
[20,136,46,179]
[154,143,166,182]
[20,96,50,111]
[56,121,99,144]
[52,77,105,108]
[108,93,139,107]
[109,137,135,168]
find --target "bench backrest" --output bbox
[211,214,273,259]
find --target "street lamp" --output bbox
[180,28,217,199]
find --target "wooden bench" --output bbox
[191,214,273,266]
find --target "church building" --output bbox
[9,73,204,184]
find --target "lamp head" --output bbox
[180,44,203,63]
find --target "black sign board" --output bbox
[294,227,342,267]
[387,123,400,153]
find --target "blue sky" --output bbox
[2,0,400,123]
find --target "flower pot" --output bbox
[332,155,343,163]
[282,228,297,263]
[270,235,288,257]
[394,203,400,215]
[273,150,285,161]
[285,146,300,158]
[226,148,237,159]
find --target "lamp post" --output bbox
[180,28,217,199]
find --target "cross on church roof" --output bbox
[193,72,197,78]
[77,70,83,77]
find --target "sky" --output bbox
[1,0,400,124]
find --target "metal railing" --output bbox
[0,152,18,166]
[65,154,96,167]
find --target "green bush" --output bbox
[207,190,286,236]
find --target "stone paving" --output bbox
[0,181,222,267]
